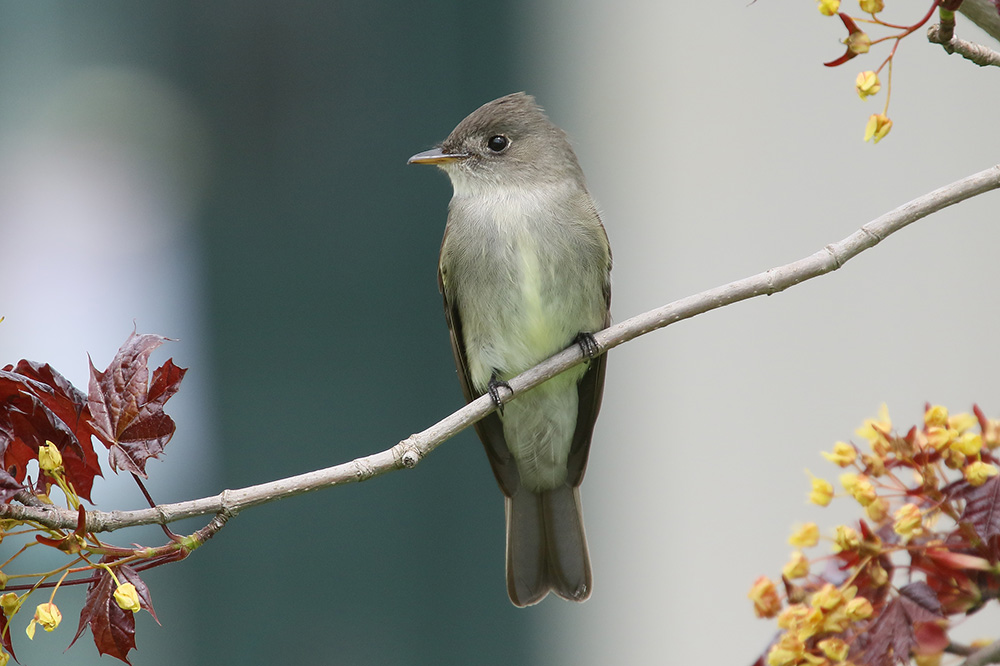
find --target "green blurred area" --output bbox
[0,1,546,664]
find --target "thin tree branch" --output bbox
[3,164,999,534]
[960,641,1000,666]
[929,23,1000,66]
[959,0,1000,45]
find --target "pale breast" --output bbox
[440,182,609,392]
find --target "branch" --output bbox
[959,0,1000,44]
[3,164,999,534]
[928,23,1000,66]
[960,641,1000,666]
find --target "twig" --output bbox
[950,642,979,657]
[960,641,1000,666]
[928,23,1000,66]
[959,0,1000,44]
[2,164,999,534]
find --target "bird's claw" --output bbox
[574,332,600,358]
[487,373,513,414]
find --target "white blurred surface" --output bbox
[0,66,216,506]
[522,2,1000,663]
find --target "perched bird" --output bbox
[409,92,611,606]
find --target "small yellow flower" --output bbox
[845,30,872,55]
[26,602,61,639]
[818,636,850,661]
[865,497,891,523]
[822,442,857,467]
[946,448,967,469]
[37,441,63,475]
[856,404,891,444]
[0,592,20,616]
[949,412,978,433]
[778,604,824,639]
[114,583,141,613]
[809,472,834,506]
[855,71,881,100]
[817,0,840,16]
[0,648,9,666]
[964,461,999,487]
[869,562,889,587]
[840,473,876,507]
[845,595,874,620]
[833,525,860,553]
[798,606,826,640]
[789,523,820,548]
[925,405,949,428]
[926,426,956,451]
[767,638,802,666]
[981,416,1000,448]
[861,453,886,477]
[859,0,884,13]
[951,432,983,457]
[749,576,782,618]
[864,114,893,143]
[893,503,923,538]
[823,606,853,633]
[811,583,844,610]
[783,551,810,579]
[777,603,805,629]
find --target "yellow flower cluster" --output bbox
[753,404,1000,665]
[766,583,873,666]
[814,1,912,143]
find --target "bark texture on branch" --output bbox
[959,0,1000,44]
[928,23,1000,66]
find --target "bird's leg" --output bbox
[487,371,513,414]
[574,332,600,358]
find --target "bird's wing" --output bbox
[439,256,520,498]
[566,296,610,489]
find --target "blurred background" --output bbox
[1,2,998,664]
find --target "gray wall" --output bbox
[526,2,1000,664]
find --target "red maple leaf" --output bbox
[69,559,158,664]
[88,332,187,477]
[0,362,103,501]
[853,582,943,666]
[961,475,1000,545]
[0,609,17,664]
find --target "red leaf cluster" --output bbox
[1,331,185,664]
[853,582,946,666]
[0,331,186,501]
[0,361,102,500]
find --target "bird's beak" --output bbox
[407,147,469,165]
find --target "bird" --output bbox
[408,92,611,606]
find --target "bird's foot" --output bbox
[487,372,513,414]
[574,332,600,358]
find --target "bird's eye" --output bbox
[487,135,509,153]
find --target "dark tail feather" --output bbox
[505,485,592,607]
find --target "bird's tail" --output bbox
[505,484,592,607]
